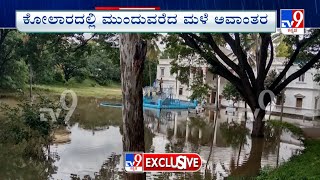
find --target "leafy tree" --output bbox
[50,34,96,82]
[165,31,320,137]
[188,68,211,101]
[276,41,291,57]
[160,49,175,59]
[143,59,157,87]
[87,44,120,85]
[0,30,28,90]
[145,37,161,86]
[222,82,243,106]
[170,59,190,85]
[165,34,212,101]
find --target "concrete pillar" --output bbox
[202,67,207,84]
[174,112,178,138]
[176,79,180,99]
[199,128,202,139]
[215,76,221,109]
[188,60,193,98]
[213,116,218,145]
[186,117,190,142]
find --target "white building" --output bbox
[156,57,320,119]
[270,57,320,119]
[155,58,226,104]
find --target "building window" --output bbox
[160,68,165,77]
[296,98,303,108]
[179,87,183,95]
[298,73,305,82]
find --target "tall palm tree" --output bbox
[146,39,161,87]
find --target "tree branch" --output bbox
[274,51,320,95]
[256,34,270,90]
[222,33,256,86]
[270,30,320,90]
[202,33,241,75]
[265,38,274,77]
[180,33,256,108]
[0,29,10,48]
[72,33,97,52]
[179,33,241,84]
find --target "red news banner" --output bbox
[125,153,202,172]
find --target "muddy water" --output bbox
[0,97,303,180]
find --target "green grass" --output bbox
[258,120,320,179]
[257,139,320,179]
[32,79,122,99]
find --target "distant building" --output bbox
[155,58,226,104]
[270,57,320,119]
[156,56,320,119]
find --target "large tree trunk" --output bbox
[230,137,264,177]
[120,33,147,180]
[63,67,71,82]
[251,109,266,137]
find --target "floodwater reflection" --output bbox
[0,97,304,179]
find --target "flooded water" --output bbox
[0,96,303,180]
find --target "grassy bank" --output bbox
[1,79,122,99]
[32,79,122,99]
[258,139,320,179]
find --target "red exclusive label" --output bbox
[143,153,202,172]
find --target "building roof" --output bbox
[294,93,306,98]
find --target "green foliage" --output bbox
[87,44,120,86]
[265,69,277,88]
[0,95,66,158]
[54,70,65,83]
[222,82,243,102]
[276,41,291,57]
[0,30,29,90]
[164,34,196,59]
[220,122,250,148]
[266,120,303,138]
[141,34,161,87]
[284,29,320,64]
[170,60,190,85]
[0,143,56,179]
[143,59,158,87]
[164,35,210,101]
[160,49,175,59]
[0,32,123,90]
[0,60,28,90]
[257,139,320,179]
[73,67,90,83]
[189,70,211,101]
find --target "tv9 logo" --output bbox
[280,9,304,35]
[124,153,143,173]
[124,152,202,173]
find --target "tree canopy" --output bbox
[164,31,320,137]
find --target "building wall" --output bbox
[271,63,320,117]
[156,58,320,117]
[156,59,190,100]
